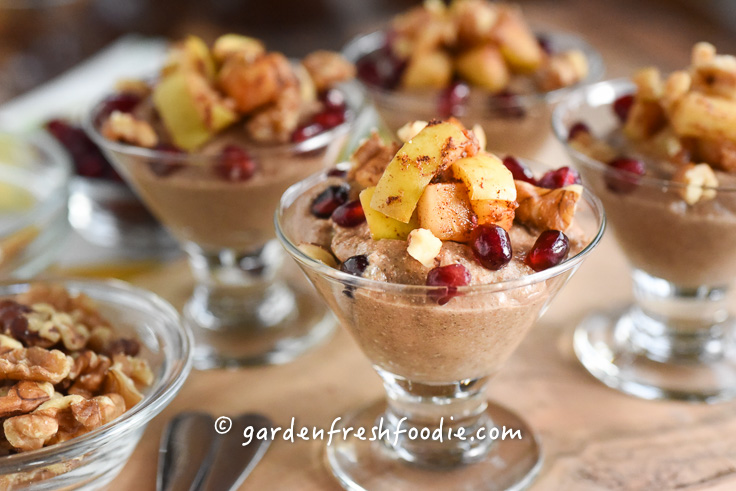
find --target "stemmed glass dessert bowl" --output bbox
[86,80,364,370]
[554,78,736,402]
[342,29,604,158]
[276,160,605,490]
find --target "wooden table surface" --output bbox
[104,1,736,489]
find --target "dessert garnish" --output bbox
[0,285,153,454]
[299,119,585,302]
[96,34,356,179]
[356,0,589,115]
[569,42,733,203]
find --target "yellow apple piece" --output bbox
[164,35,216,80]
[493,7,543,73]
[360,187,418,240]
[212,34,264,63]
[297,243,338,268]
[401,50,453,89]
[452,152,516,201]
[669,92,736,142]
[470,199,517,231]
[455,45,509,92]
[623,99,666,141]
[153,70,238,151]
[416,183,475,242]
[370,121,477,223]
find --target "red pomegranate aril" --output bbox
[470,224,513,271]
[355,46,406,89]
[438,80,470,118]
[503,156,536,184]
[491,90,526,118]
[568,122,591,141]
[76,155,106,178]
[320,89,346,112]
[341,255,369,276]
[331,200,365,228]
[613,94,635,123]
[312,110,345,129]
[526,230,570,272]
[606,157,646,193]
[537,166,582,189]
[292,122,324,143]
[310,184,349,218]
[99,92,142,118]
[426,264,471,305]
[215,145,257,182]
[326,168,347,178]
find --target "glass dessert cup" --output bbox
[554,79,736,402]
[276,164,605,490]
[86,82,363,369]
[342,30,604,159]
[0,278,192,489]
[0,132,71,278]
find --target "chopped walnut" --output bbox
[301,51,356,92]
[246,84,302,143]
[348,132,401,188]
[0,347,72,384]
[70,393,125,432]
[111,353,154,387]
[0,333,23,350]
[672,163,719,205]
[0,381,54,418]
[66,351,112,398]
[18,284,110,331]
[219,52,298,114]
[24,303,90,351]
[103,368,143,410]
[515,181,583,232]
[114,79,151,97]
[101,111,158,148]
[4,412,59,451]
[536,50,588,92]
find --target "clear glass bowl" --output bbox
[276,160,605,490]
[85,80,365,369]
[342,30,604,158]
[553,78,736,402]
[0,278,192,490]
[0,132,71,278]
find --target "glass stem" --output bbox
[376,368,494,467]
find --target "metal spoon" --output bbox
[157,412,218,491]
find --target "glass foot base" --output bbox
[574,307,736,402]
[326,400,541,491]
[186,284,335,369]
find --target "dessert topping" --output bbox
[672,163,719,205]
[470,224,512,270]
[297,243,339,268]
[526,230,570,271]
[100,111,158,148]
[426,264,471,305]
[407,228,443,268]
[310,184,350,219]
[515,181,582,232]
[331,200,366,228]
[605,157,646,194]
[341,255,369,277]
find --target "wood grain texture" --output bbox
[108,1,736,489]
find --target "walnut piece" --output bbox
[348,132,401,188]
[219,52,297,114]
[246,84,302,143]
[103,367,143,410]
[0,347,72,384]
[515,181,583,232]
[0,381,54,418]
[672,163,719,205]
[301,51,356,92]
[67,351,112,398]
[101,111,158,148]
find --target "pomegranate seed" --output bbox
[312,110,345,129]
[503,156,536,184]
[355,45,406,89]
[490,91,526,118]
[99,92,142,119]
[537,166,582,189]
[149,143,184,177]
[46,118,119,181]
[76,154,106,178]
[215,145,257,182]
[606,157,645,193]
[438,80,470,118]
[568,122,591,141]
[326,168,347,178]
[526,230,570,272]
[341,255,369,276]
[311,184,349,218]
[537,35,553,55]
[331,200,365,228]
[426,264,471,305]
[320,89,346,112]
[470,224,513,271]
[292,122,324,143]
[613,94,635,123]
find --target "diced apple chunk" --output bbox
[401,50,453,89]
[152,70,238,151]
[470,199,517,231]
[416,183,476,242]
[370,121,477,223]
[360,187,418,240]
[451,152,516,201]
[670,92,736,142]
[492,7,543,73]
[455,45,509,92]
[164,36,216,81]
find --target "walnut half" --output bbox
[515,180,583,232]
